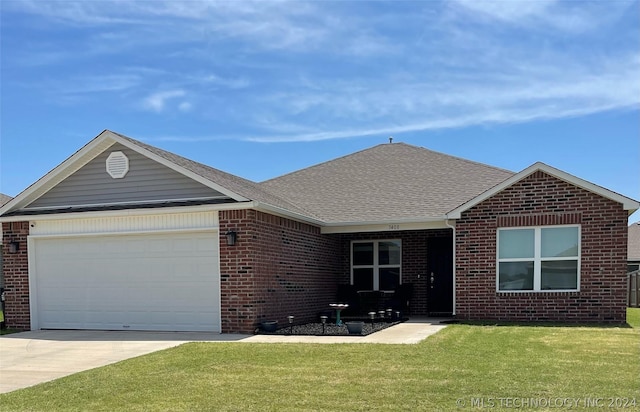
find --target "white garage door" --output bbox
[32,231,220,332]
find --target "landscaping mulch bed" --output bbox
[256,320,404,336]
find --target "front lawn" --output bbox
[2,309,639,411]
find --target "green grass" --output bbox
[2,309,639,411]
[627,306,640,328]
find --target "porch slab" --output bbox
[240,317,449,344]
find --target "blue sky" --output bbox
[1,0,639,222]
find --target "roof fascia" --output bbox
[446,162,640,219]
[252,201,325,227]
[0,130,118,216]
[0,201,257,223]
[321,218,450,234]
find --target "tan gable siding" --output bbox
[27,143,224,209]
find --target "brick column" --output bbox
[2,221,31,330]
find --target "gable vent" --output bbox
[106,151,130,179]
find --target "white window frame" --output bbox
[496,225,581,292]
[351,239,402,291]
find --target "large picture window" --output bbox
[351,240,401,291]
[497,225,580,292]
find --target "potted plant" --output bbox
[260,320,278,332]
[345,321,364,335]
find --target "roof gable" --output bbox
[260,142,514,224]
[0,131,310,219]
[447,162,640,219]
[25,142,226,210]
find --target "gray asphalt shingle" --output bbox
[260,143,514,223]
[113,133,515,224]
[113,132,320,219]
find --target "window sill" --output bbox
[496,290,580,295]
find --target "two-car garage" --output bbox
[28,212,221,332]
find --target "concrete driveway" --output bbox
[0,319,447,393]
[0,330,246,394]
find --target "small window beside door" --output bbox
[351,240,401,291]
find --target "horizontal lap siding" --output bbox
[219,210,341,333]
[455,171,628,323]
[27,143,222,208]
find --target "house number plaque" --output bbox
[388,224,400,230]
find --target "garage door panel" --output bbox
[33,231,220,332]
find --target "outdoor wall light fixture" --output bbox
[8,241,19,254]
[225,230,237,246]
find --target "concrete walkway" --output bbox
[242,317,448,344]
[0,318,447,393]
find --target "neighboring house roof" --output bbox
[629,222,640,261]
[0,193,12,206]
[260,143,514,224]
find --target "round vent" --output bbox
[106,151,129,179]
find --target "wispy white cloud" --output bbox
[246,50,640,142]
[450,0,635,33]
[142,89,186,112]
[178,101,192,112]
[4,0,639,143]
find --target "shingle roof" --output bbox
[0,193,12,206]
[629,222,640,261]
[112,132,320,219]
[260,142,515,224]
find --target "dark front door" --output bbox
[426,237,453,316]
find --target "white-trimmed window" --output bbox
[351,240,401,291]
[497,225,580,292]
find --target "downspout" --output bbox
[445,218,456,316]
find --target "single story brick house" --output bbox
[1,130,637,333]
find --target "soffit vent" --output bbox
[106,151,130,179]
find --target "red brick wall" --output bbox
[219,210,341,333]
[2,222,30,330]
[337,229,452,315]
[455,171,629,323]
